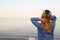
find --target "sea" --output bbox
[0,17,60,40]
[0,37,60,40]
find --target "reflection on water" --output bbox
[0,37,60,40]
[0,37,37,40]
[28,37,36,40]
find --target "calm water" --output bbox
[0,38,60,40]
[0,18,60,40]
[0,38,27,40]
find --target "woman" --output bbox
[30,10,56,40]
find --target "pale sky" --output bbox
[0,0,60,18]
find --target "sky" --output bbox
[0,0,60,18]
[0,0,60,37]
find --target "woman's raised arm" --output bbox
[30,17,41,28]
[51,15,57,24]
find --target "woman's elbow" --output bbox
[30,18,34,21]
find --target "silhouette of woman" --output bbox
[30,10,57,40]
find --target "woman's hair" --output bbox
[41,10,52,33]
